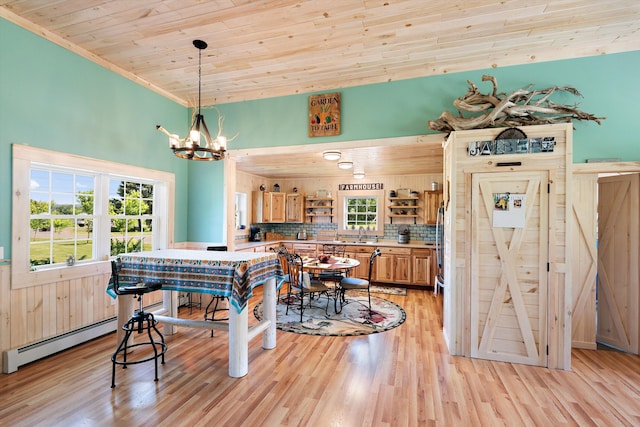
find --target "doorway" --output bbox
[596,173,640,353]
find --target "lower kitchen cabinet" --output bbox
[292,242,317,258]
[412,248,432,287]
[344,245,374,280]
[375,247,412,285]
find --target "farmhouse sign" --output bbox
[339,183,383,191]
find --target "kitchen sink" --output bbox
[338,240,375,245]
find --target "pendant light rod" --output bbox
[193,39,207,116]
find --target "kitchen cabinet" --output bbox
[375,247,412,284]
[412,248,432,287]
[344,245,374,280]
[292,243,317,258]
[424,190,443,225]
[286,193,304,223]
[253,191,286,223]
[305,196,334,222]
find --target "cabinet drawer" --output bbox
[293,243,316,251]
[379,247,411,256]
[345,245,373,253]
[411,248,431,256]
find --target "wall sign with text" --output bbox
[309,92,341,137]
[338,183,383,191]
[468,137,555,156]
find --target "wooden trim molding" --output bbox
[11,145,175,289]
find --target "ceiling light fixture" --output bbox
[353,171,365,179]
[322,151,341,161]
[337,161,353,169]
[156,40,235,161]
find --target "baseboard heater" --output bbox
[2,302,162,374]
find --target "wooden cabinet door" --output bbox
[470,171,548,367]
[597,174,640,354]
[424,190,443,225]
[286,193,303,222]
[375,254,394,282]
[271,192,286,223]
[344,251,365,279]
[262,192,272,222]
[345,247,372,280]
[412,249,432,286]
[394,255,412,284]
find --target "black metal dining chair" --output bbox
[110,259,167,388]
[285,252,331,322]
[203,246,229,337]
[317,244,347,286]
[270,244,291,298]
[337,248,381,317]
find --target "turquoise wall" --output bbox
[3,16,639,251]
[0,19,190,258]
[216,51,639,163]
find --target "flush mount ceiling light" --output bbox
[337,161,353,169]
[322,150,341,161]
[156,40,236,161]
[353,171,365,179]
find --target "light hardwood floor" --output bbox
[1,288,639,426]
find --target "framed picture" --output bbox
[309,92,341,137]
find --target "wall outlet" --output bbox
[0,246,4,260]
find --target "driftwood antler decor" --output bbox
[428,75,604,133]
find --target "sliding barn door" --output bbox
[470,171,548,366]
[596,174,640,353]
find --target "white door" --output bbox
[596,174,640,353]
[470,171,548,366]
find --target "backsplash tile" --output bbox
[247,222,437,242]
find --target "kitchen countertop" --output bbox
[236,238,436,250]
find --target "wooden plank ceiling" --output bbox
[2,0,639,178]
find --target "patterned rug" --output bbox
[370,285,407,296]
[253,293,406,336]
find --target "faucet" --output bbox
[358,226,365,243]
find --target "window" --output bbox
[29,167,97,267]
[109,179,155,255]
[336,188,384,236]
[234,192,247,231]
[13,145,174,289]
[344,196,379,231]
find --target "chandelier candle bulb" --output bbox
[190,129,200,144]
[170,134,179,148]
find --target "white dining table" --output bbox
[114,249,283,378]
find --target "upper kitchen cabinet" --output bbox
[424,190,444,225]
[286,193,304,223]
[253,191,286,223]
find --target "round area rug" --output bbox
[253,293,406,336]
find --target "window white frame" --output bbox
[336,189,385,237]
[12,145,175,289]
[28,164,99,268]
[234,192,247,231]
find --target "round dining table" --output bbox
[302,255,360,275]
